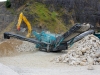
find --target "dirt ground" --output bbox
[0,51,100,75]
[0,39,100,75]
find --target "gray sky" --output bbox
[0,0,6,2]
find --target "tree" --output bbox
[6,0,11,8]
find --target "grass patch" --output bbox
[23,2,66,33]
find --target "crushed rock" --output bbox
[52,34,100,66]
[0,39,22,56]
[15,41,36,52]
[0,38,36,56]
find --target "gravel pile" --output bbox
[15,41,36,52]
[53,34,100,66]
[0,39,36,56]
[0,39,22,56]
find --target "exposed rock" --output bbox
[10,0,27,8]
[37,0,100,26]
[95,50,100,58]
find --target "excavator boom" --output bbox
[17,12,32,37]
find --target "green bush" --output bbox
[6,0,11,8]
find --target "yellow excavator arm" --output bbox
[17,12,32,37]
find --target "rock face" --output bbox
[37,0,100,26]
[10,0,26,8]
[0,2,15,33]
[0,0,100,34]
[0,0,27,37]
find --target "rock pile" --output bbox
[15,41,36,52]
[53,34,100,66]
[0,39,36,56]
[0,39,22,56]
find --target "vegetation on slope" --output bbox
[23,1,67,33]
